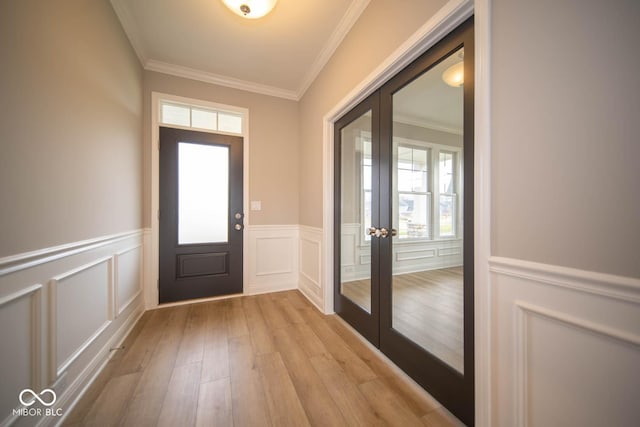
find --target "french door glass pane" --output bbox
[391,47,465,373]
[178,142,229,244]
[340,110,373,313]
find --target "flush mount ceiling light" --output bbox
[442,61,464,87]
[221,0,277,19]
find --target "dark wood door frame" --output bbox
[333,92,381,346]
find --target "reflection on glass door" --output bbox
[390,47,465,373]
[340,110,373,313]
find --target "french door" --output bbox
[159,126,244,303]
[335,18,474,425]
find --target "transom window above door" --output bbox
[160,101,243,134]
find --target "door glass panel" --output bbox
[178,142,229,244]
[340,110,373,313]
[391,47,465,373]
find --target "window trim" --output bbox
[393,137,462,242]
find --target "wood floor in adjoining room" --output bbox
[63,290,464,427]
[342,266,464,372]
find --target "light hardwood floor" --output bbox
[341,266,464,372]
[63,290,464,426]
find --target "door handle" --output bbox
[368,227,397,238]
[234,224,243,231]
[379,228,397,238]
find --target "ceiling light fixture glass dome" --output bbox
[442,61,464,87]
[221,0,278,19]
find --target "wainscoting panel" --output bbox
[0,230,144,427]
[0,285,41,424]
[246,225,299,295]
[115,245,143,317]
[299,226,323,310]
[489,257,640,427]
[50,257,112,381]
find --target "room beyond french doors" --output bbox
[334,18,474,425]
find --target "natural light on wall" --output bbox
[221,0,277,19]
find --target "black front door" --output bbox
[159,126,243,303]
[335,18,475,425]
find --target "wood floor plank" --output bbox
[257,293,290,330]
[305,315,377,384]
[242,296,276,355]
[359,378,425,426]
[289,322,330,358]
[200,301,230,383]
[157,362,202,427]
[310,354,385,426]
[256,352,311,427]
[271,327,347,427]
[112,309,165,376]
[379,374,442,419]
[228,334,272,427]
[175,304,208,366]
[82,372,141,426]
[63,313,151,424]
[283,289,312,310]
[195,378,233,427]
[119,305,189,426]
[421,407,466,427]
[324,315,442,418]
[272,292,306,324]
[325,315,394,375]
[225,299,249,338]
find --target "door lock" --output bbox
[368,227,397,238]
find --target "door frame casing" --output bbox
[147,92,250,309]
[321,0,492,425]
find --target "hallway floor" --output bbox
[63,290,464,426]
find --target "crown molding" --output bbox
[111,0,370,101]
[110,0,148,65]
[144,60,299,100]
[296,0,371,99]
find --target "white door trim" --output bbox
[147,92,250,309]
[320,0,492,425]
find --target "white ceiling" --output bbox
[111,0,370,100]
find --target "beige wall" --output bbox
[298,0,448,228]
[0,0,143,258]
[143,71,299,226]
[491,0,640,277]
